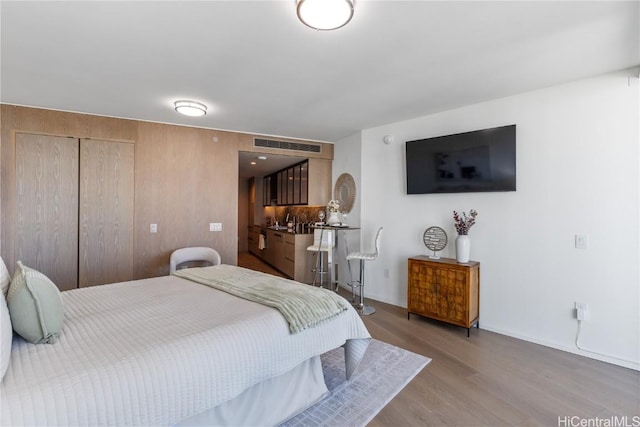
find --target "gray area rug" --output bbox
[281,339,431,427]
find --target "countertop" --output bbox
[254,224,358,235]
[256,225,313,235]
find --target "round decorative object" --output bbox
[423,226,447,259]
[334,173,356,214]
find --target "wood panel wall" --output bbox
[14,133,79,290]
[79,139,135,286]
[1,104,333,282]
[133,122,243,278]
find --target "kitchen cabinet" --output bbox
[248,226,260,256]
[306,158,330,206]
[268,229,285,268]
[285,233,314,283]
[277,169,286,205]
[264,160,311,206]
[261,158,330,207]
[262,175,271,206]
[254,229,313,283]
[293,164,301,204]
[286,167,294,204]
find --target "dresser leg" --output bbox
[407,312,411,320]
[467,328,470,338]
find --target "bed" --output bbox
[0,263,371,426]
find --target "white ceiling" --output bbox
[238,151,307,179]
[1,0,638,147]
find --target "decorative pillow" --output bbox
[1,291,12,381]
[7,261,64,344]
[0,257,10,298]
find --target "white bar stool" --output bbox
[306,228,335,289]
[346,227,383,315]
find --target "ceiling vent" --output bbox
[254,138,322,153]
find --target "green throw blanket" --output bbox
[173,264,350,333]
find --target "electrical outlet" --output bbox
[150,223,158,233]
[575,301,588,320]
[575,234,589,249]
[209,223,222,232]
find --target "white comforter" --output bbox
[1,273,371,426]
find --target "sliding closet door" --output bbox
[79,139,134,287]
[15,133,79,291]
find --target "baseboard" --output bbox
[355,291,640,371]
[479,322,639,371]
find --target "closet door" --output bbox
[15,133,79,291]
[79,139,134,287]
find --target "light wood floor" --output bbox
[238,252,640,426]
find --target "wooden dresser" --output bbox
[407,256,480,336]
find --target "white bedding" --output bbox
[1,271,371,426]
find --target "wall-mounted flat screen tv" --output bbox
[405,124,516,194]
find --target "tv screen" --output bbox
[405,124,516,194]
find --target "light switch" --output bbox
[210,223,222,232]
[150,223,158,233]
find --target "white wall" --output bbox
[356,70,639,369]
[332,131,363,289]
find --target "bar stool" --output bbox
[306,228,335,289]
[346,227,383,315]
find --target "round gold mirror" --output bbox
[334,173,356,213]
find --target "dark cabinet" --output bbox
[278,169,286,205]
[300,162,308,203]
[264,160,309,206]
[262,174,278,206]
[263,175,271,206]
[286,167,294,204]
[293,164,301,204]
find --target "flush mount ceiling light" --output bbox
[296,0,354,31]
[174,100,207,117]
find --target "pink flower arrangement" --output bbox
[453,210,478,235]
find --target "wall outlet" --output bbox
[150,223,158,233]
[575,234,589,249]
[210,222,222,232]
[575,301,588,320]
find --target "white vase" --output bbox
[455,235,470,263]
[327,211,340,225]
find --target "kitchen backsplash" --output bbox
[263,205,327,226]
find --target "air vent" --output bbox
[254,138,321,153]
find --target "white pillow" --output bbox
[7,261,64,344]
[0,257,10,298]
[1,291,12,381]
